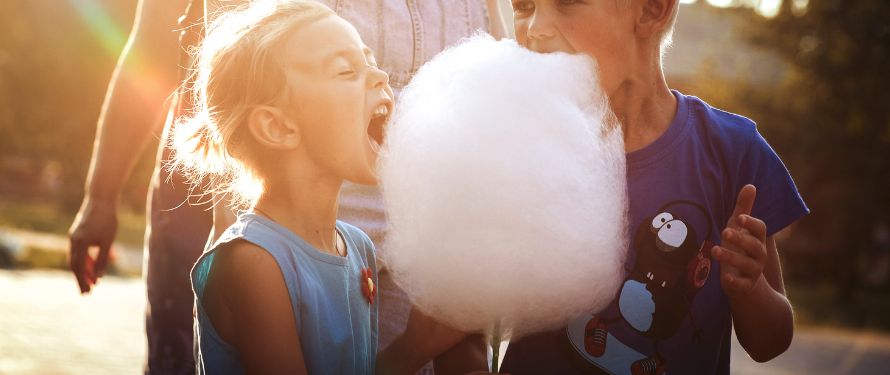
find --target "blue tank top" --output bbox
[191,213,379,374]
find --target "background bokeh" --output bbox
[1,0,888,373]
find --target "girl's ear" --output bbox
[246,105,301,150]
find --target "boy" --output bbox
[501,0,808,374]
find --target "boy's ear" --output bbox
[246,105,301,150]
[635,0,678,40]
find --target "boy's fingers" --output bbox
[723,272,754,294]
[713,246,760,277]
[728,185,757,228]
[722,228,767,263]
[738,214,767,243]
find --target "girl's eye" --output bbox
[338,70,355,77]
[558,0,580,4]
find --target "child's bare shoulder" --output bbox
[212,240,284,288]
[204,239,300,356]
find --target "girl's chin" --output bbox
[348,158,379,187]
[350,172,378,186]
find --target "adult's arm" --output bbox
[69,0,189,293]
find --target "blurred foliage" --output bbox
[788,281,890,332]
[0,0,153,213]
[684,0,890,305]
[0,198,146,247]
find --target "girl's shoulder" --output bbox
[204,239,287,309]
[200,239,302,368]
[337,221,375,250]
[336,220,377,262]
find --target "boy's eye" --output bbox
[338,69,355,77]
[558,0,580,4]
[512,0,534,13]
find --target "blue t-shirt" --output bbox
[191,213,379,375]
[501,91,809,374]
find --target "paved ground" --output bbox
[0,270,146,375]
[2,269,890,374]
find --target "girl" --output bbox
[171,1,392,373]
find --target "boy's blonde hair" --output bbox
[170,0,334,208]
[660,0,681,56]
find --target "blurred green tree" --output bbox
[0,0,149,211]
[738,0,890,301]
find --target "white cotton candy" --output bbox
[378,34,628,339]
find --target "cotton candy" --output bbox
[379,34,628,339]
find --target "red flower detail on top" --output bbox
[361,267,376,305]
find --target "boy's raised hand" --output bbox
[712,184,769,299]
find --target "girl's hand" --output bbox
[711,185,769,299]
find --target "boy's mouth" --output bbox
[367,101,391,151]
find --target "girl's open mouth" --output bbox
[368,102,390,151]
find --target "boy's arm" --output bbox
[728,236,793,362]
[712,185,794,363]
[68,0,189,293]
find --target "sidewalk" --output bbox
[0,269,146,375]
[3,269,890,374]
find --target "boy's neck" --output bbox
[609,66,678,154]
[254,165,343,255]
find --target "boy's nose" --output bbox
[527,13,556,42]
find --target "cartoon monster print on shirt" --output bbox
[566,200,714,375]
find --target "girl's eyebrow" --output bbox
[325,46,374,65]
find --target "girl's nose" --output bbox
[368,66,389,89]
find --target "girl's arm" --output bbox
[433,334,487,375]
[377,308,486,375]
[204,241,308,374]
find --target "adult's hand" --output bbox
[68,197,118,293]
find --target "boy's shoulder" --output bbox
[681,92,759,142]
[677,92,769,161]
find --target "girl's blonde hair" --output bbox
[169,0,334,208]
